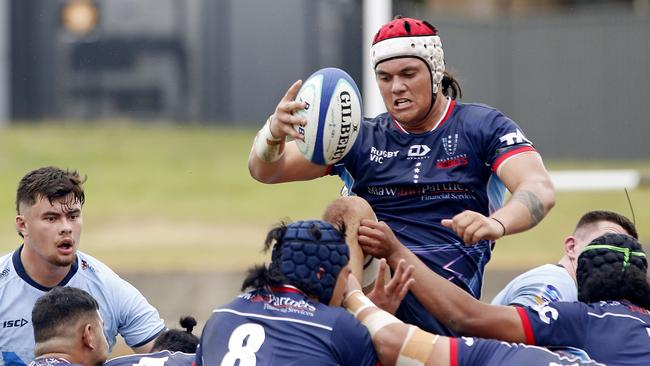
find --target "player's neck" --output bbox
[399,96,450,134]
[557,256,577,283]
[34,340,76,364]
[20,245,73,288]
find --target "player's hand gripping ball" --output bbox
[293,68,362,165]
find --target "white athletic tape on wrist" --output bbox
[363,310,402,337]
[345,291,436,366]
[343,290,376,318]
[253,115,284,162]
[395,325,437,366]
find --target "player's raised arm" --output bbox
[248,80,329,183]
[442,151,555,244]
[359,219,527,343]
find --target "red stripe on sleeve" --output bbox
[492,146,537,173]
[449,337,459,366]
[325,164,333,175]
[515,306,537,345]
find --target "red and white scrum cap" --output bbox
[371,16,445,94]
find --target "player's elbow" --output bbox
[248,158,279,184]
[521,173,556,215]
[535,174,556,213]
[443,309,489,336]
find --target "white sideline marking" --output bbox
[550,170,640,191]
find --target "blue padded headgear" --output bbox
[270,220,349,304]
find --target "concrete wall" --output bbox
[428,11,649,159]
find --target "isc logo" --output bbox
[2,318,28,328]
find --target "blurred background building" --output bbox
[1,0,649,158]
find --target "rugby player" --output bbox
[105,317,199,366]
[343,272,603,366]
[196,220,410,365]
[492,210,637,307]
[248,15,555,334]
[0,167,165,365]
[29,287,108,366]
[360,226,650,365]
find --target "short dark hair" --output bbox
[574,210,638,239]
[577,233,650,309]
[151,316,199,353]
[16,166,86,213]
[32,287,100,343]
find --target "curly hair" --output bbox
[577,233,650,309]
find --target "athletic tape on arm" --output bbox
[396,326,438,366]
[343,290,435,365]
[254,115,285,162]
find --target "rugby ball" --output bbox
[362,254,391,291]
[293,68,362,165]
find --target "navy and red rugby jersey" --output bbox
[196,285,378,366]
[332,99,536,332]
[105,351,194,366]
[450,337,603,366]
[517,300,650,365]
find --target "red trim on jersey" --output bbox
[449,337,459,366]
[324,164,333,175]
[390,98,456,133]
[492,146,537,173]
[270,285,306,295]
[436,98,456,129]
[516,306,537,345]
[392,118,408,133]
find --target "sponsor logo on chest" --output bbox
[369,147,399,164]
[2,318,28,328]
[437,133,468,169]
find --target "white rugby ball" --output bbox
[293,68,362,165]
[362,254,391,291]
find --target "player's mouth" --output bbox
[57,238,76,255]
[393,98,412,110]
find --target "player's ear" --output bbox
[15,215,27,238]
[82,323,96,350]
[564,236,579,259]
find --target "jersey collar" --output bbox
[13,245,79,291]
[270,284,307,296]
[393,97,455,134]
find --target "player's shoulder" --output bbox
[453,101,508,125]
[329,304,365,331]
[520,264,570,280]
[0,250,12,263]
[362,113,393,130]
[75,250,118,276]
[0,250,14,274]
[72,251,129,290]
[105,350,195,366]
[0,249,21,287]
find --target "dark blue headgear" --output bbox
[270,220,349,304]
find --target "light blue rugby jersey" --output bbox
[0,246,166,366]
[491,264,577,307]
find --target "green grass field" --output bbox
[1,122,649,272]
